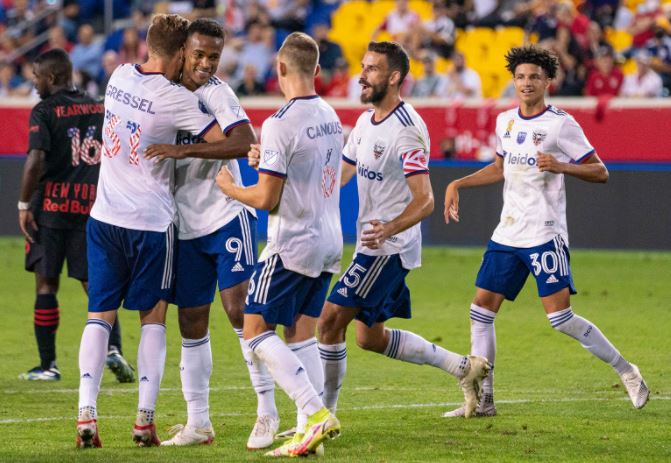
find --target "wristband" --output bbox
[17,201,30,211]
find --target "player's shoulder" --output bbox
[546,105,570,118]
[394,101,425,128]
[197,75,237,97]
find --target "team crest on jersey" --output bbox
[373,139,386,159]
[516,131,527,144]
[532,129,547,146]
[503,119,514,138]
[263,149,280,166]
[198,100,210,115]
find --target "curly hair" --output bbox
[187,18,225,41]
[505,46,559,79]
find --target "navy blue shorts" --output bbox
[174,211,257,308]
[245,254,332,327]
[87,217,175,312]
[327,253,411,327]
[475,236,576,301]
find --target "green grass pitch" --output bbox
[0,237,669,462]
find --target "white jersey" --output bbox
[91,64,215,231]
[174,76,255,240]
[492,105,595,248]
[343,101,430,270]
[257,96,344,278]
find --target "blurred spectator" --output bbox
[70,24,103,80]
[74,69,99,97]
[312,23,343,79]
[409,0,457,58]
[628,0,662,49]
[42,26,73,53]
[474,0,532,28]
[0,60,22,96]
[373,0,420,49]
[582,21,613,71]
[443,50,482,99]
[583,0,620,28]
[556,1,590,49]
[12,61,37,98]
[527,0,560,43]
[60,0,81,41]
[236,20,273,82]
[236,63,265,96]
[411,50,447,97]
[191,0,217,19]
[621,50,664,97]
[104,10,148,52]
[264,0,310,33]
[584,45,623,96]
[646,26,671,93]
[471,0,498,23]
[118,27,147,64]
[98,50,119,96]
[323,58,351,98]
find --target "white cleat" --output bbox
[620,364,650,409]
[458,355,492,418]
[274,426,297,440]
[247,414,279,450]
[443,394,497,418]
[161,423,214,446]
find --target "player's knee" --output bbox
[355,333,384,353]
[178,306,209,339]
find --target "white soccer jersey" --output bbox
[492,105,595,248]
[91,64,215,231]
[174,76,254,240]
[343,101,430,270]
[257,96,344,278]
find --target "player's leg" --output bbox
[317,300,358,414]
[21,226,64,381]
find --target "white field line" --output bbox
[0,396,668,425]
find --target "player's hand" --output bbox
[444,183,460,224]
[248,144,260,169]
[144,144,186,161]
[537,152,565,174]
[216,165,235,194]
[18,210,37,243]
[361,220,388,250]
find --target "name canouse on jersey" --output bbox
[105,85,156,114]
[306,121,342,139]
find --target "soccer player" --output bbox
[317,41,491,420]
[143,19,277,449]
[216,32,343,457]
[75,14,226,448]
[442,46,649,418]
[18,48,134,384]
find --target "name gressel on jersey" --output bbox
[91,64,215,232]
[174,76,255,240]
[343,101,430,270]
[492,105,595,248]
[257,95,344,278]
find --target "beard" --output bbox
[360,80,388,104]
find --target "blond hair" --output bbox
[279,32,319,76]
[146,14,190,57]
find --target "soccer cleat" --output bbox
[76,411,102,448]
[19,365,61,381]
[458,355,491,418]
[290,408,340,456]
[133,413,161,447]
[620,364,650,409]
[106,349,135,383]
[264,432,324,457]
[161,423,214,446]
[443,394,497,418]
[247,414,280,450]
[274,426,297,440]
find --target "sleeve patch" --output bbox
[401,149,429,174]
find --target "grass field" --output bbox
[0,237,670,462]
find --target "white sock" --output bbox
[548,307,633,375]
[470,304,496,396]
[137,323,167,412]
[318,342,347,414]
[235,328,277,418]
[248,331,323,416]
[181,334,212,429]
[78,319,112,417]
[384,328,468,378]
[288,337,323,434]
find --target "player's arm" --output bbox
[362,173,434,250]
[216,166,283,211]
[18,149,44,242]
[537,151,608,183]
[444,155,504,224]
[340,159,356,186]
[145,122,257,161]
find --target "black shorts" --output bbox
[25,226,88,281]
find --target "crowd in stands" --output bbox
[1,0,671,100]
